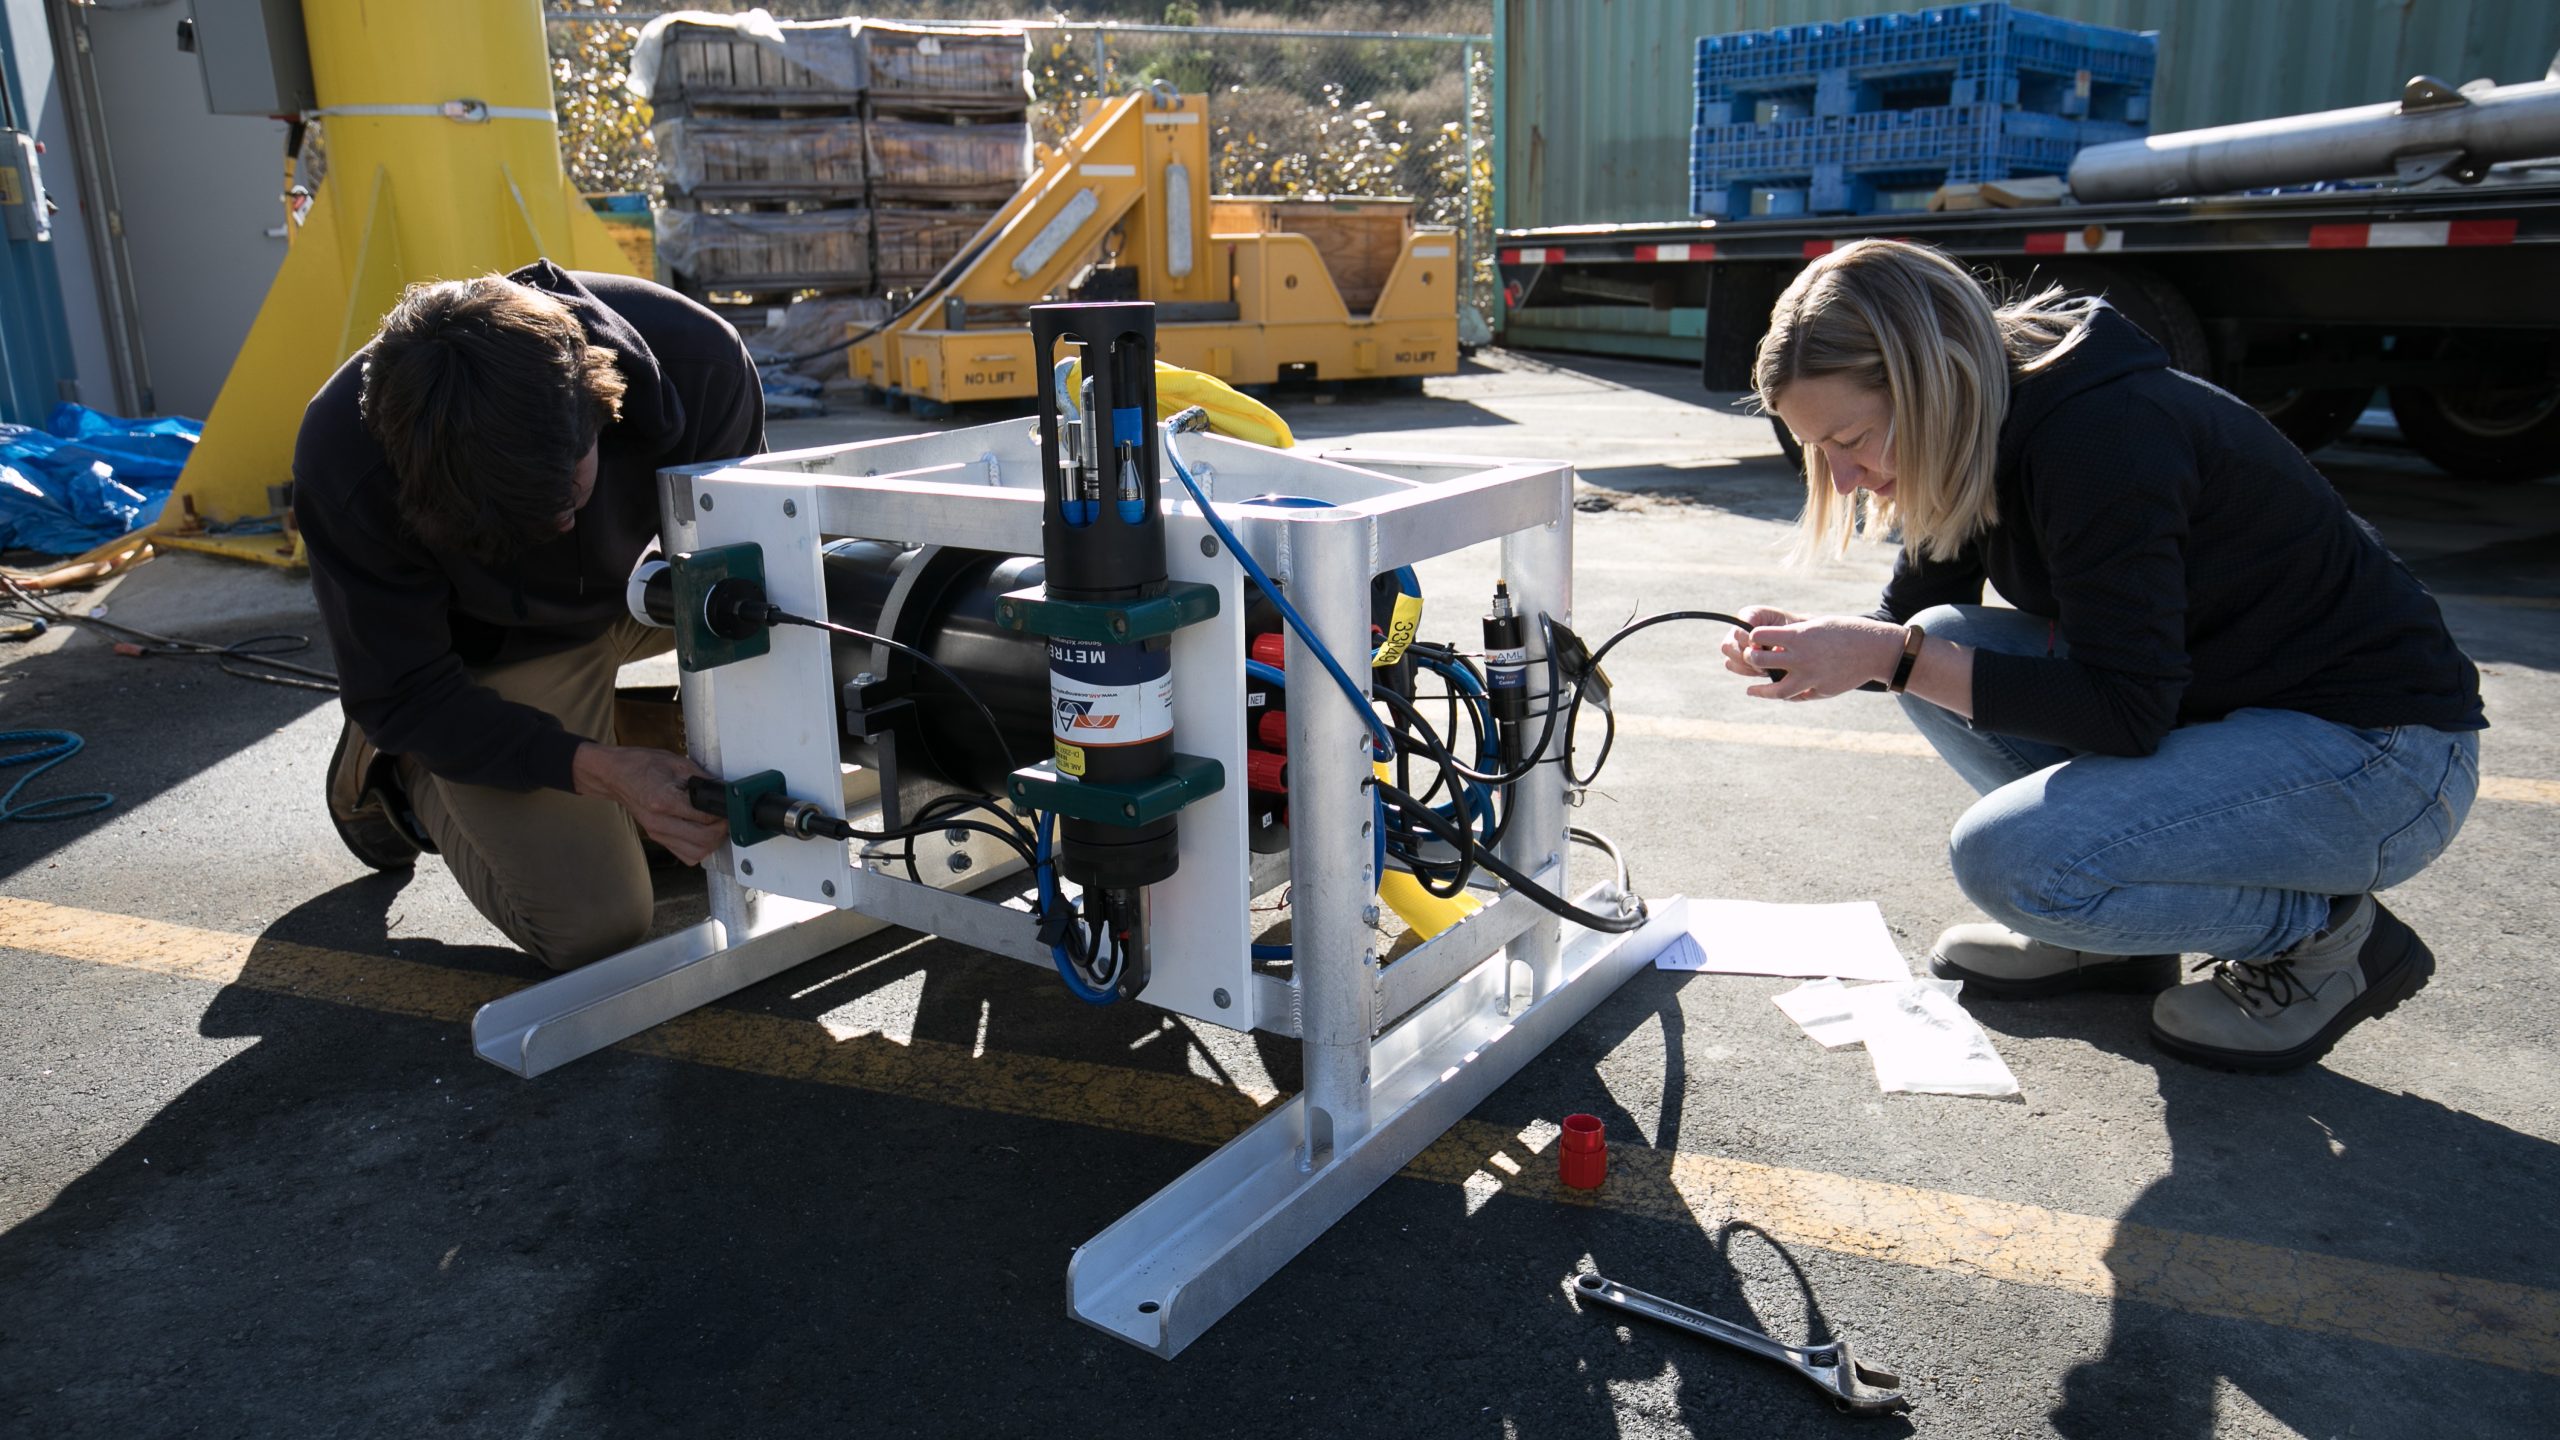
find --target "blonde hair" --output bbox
[1753,239,2091,562]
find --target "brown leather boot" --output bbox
[325,717,432,870]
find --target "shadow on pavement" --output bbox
[1965,997,2560,1438]
[0,639,337,880]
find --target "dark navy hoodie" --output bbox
[296,262,765,792]
[1870,302,2483,756]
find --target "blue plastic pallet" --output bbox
[1693,2,2154,126]
[1688,106,2140,216]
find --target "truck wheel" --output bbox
[2031,260,2213,380]
[2253,387,2372,456]
[2387,384,2560,482]
[1769,416,1805,474]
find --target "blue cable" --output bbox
[1033,810,1119,1005]
[0,730,113,823]
[1162,432,1396,759]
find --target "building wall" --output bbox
[79,1,292,419]
[1498,0,2560,230]
[0,0,79,424]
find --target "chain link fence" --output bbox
[546,11,1494,334]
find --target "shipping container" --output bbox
[1497,0,2560,354]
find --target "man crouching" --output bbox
[298,260,763,968]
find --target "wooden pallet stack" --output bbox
[858,22,1031,291]
[642,16,1030,320]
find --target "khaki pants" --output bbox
[399,618,676,971]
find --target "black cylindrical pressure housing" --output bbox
[1029,301,1179,892]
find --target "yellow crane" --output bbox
[850,87,1460,410]
[161,0,632,567]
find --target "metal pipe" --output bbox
[2069,76,2560,203]
[1498,479,1572,1001]
[1284,508,1379,1165]
[659,473,760,942]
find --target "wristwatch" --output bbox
[1887,623,1927,694]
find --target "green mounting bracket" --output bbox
[993,580,1221,645]
[717,769,788,848]
[1007,753,1225,829]
[670,543,770,673]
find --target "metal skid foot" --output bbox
[473,894,875,1078]
[1067,897,1688,1357]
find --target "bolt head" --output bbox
[946,851,974,873]
[1361,905,1382,926]
[821,880,836,898]
[739,858,754,876]
[783,499,798,518]
[1213,988,1232,1008]
[1199,536,1218,557]
[698,493,715,512]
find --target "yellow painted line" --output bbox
[5,893,2557,1377]
[1613,714,2559,805]
[1615,712,1936,759]
[2482,776,2560,805]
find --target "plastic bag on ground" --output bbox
[0,405,199,557]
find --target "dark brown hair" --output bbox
[359,276,627,562]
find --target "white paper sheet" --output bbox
[1652,899,1912,983]
[1771,977,2021,1098]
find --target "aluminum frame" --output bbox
[469,419,1680,1357]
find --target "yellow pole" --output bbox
[162,0,634,565]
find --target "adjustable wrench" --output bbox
[1573,1271,1912,1415]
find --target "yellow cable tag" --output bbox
[1052,741,1087,778]
[1372,590,1425,668]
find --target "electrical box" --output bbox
[0,130,47,243]
[185,0,315,116]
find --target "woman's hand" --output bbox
[1720,606,1802,678]
[1740,615,1905,702]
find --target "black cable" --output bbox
[0,575,339,692]
[886,792,1038,881]
[765,231,999,366]
[1374,779,1647,934]
[1562,609,1753,787]
[759,607,1018,777]
[1370,684,1485,899]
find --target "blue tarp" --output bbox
[0,404,200,557]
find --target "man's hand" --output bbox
[1740,616,1905,702]
[1720,605,1802,678]
[572,743,731,865]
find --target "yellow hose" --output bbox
[1068,360,1294,449]
[1373,762,1481,939]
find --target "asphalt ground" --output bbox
[3,349,2556,1439]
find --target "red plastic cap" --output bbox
[1256,711,1288,749]
[1246,751,1288,794]
[1559,1113,1606,1189]
[1250,633,1287,668]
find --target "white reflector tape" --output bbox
[1165,162,1194,277]
[1079,164,1136,177]
[1415,245,1451,257]
[1013,188,1101,279]
[1143,111,1201,124]
[2370,221,2453,247]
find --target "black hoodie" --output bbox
[296,262,766,793]
[1870,303,2483,756]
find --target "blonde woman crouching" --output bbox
[1721,239,2483,1073]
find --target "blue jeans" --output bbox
[1898,605,2480,960]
